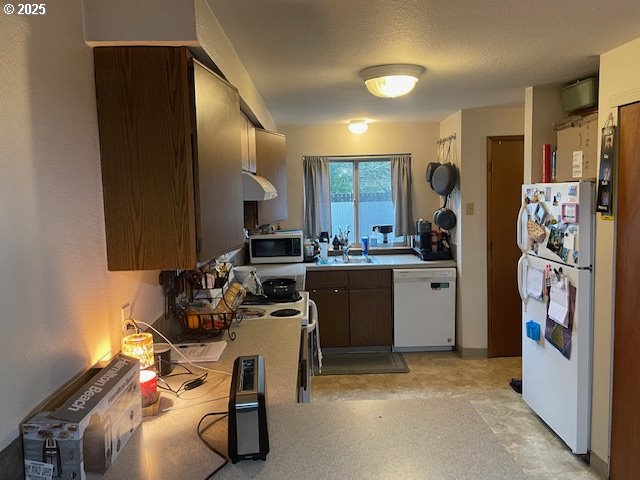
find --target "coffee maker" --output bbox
[415,220,432,251]
[413,219,452,261]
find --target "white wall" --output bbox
[0,2,163,449]
[278,122,442,232]
[590,35,640,467]
[458,107,525,350]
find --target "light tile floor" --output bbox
[313,352,600,480]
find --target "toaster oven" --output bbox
[248,230,304,264]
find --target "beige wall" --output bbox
[458,107,525,350]
[590,35,640,467]
[439,112,464,346]
[82,0,276,130]
[523,86,566,184]
[279,122,442,232]
[0,3,163,449]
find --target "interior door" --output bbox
[487,136,524,357]
[610,101,640,479]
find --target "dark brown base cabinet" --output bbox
[307,269,393,347]
[94,47,244,271]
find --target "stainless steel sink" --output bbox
[318,255,377,265]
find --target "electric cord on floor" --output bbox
[197,411,229,479]
[133,320,232,377]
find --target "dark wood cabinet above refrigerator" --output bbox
[93,47,244,271]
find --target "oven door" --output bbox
[298,327,311,403]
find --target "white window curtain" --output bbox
[391,154,414,236]
[303,156,331,238]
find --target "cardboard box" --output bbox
[555,114,598,182]
[21,354,141,480]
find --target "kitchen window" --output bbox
[303,154,414,245]
[330,158,401,244]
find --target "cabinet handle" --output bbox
[334,289,339,293]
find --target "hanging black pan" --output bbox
[426,162,440,183]
[433,195,457,230]
[430,163,457,196]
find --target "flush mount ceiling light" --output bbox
[348,120,369,134]
[360,64,426,98]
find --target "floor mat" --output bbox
[316,352,409,375]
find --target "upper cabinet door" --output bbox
[94,47,197,271]
[94,47,244,271]
[240,114,257,173]
[256,129,287,223]
[191,61,244,263]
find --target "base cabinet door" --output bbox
[309,289,350,347]
[349,288,393,346]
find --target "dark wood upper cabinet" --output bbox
[94,47,244,271]
[255,129,287,223]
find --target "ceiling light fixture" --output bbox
[360,64,426,98]
[348,120,369,134]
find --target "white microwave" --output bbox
[249,231,304,264]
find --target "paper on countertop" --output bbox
[526,267,544,300]
[173,341,227,363]
[548,277,570,327]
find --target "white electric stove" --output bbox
[237,292,314,403]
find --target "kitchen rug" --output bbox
[315,352,409,375]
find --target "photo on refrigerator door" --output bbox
[545,284,576,359]
[596,126,615,215]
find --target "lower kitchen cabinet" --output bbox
[309,288,350,347]
[307,269,393,347]
[349,288,393,346]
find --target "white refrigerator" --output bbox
[516,181,594,455]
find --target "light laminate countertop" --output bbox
[307,253,456,270]
[91,317,301,480]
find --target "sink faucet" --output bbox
[342,243,351,262]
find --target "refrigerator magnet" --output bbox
[561,203,579,224]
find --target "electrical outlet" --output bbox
[465,203,475,215]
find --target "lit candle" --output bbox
[139,370,158,407]
[122,332,155,369]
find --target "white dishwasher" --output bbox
[393,268,456,351]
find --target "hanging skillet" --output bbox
[431,162,458,196]
[426,162,440,183]
[433,195,457,230]
[426,141,444,183]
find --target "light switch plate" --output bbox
[465,203,474,215]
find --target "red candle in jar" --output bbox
[139,370,158,407]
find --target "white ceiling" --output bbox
[207,0,640,126]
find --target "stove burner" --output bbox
[242,291,302,305]
[270,308,301,318]
[236,307,267,319]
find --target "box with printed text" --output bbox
[21,354,141,480]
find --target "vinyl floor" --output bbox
[313,352,601,480]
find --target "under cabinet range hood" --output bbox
[243,171,278,201]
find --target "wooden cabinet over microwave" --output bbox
[94,47,244,271]
[255,129,287,223]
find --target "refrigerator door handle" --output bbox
[516,203,528,252]
[517,254,528,304]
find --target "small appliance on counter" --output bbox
[248,230,304,264]
[372,225,393,245]
[412,220,452,261]
[228,355,269,463]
